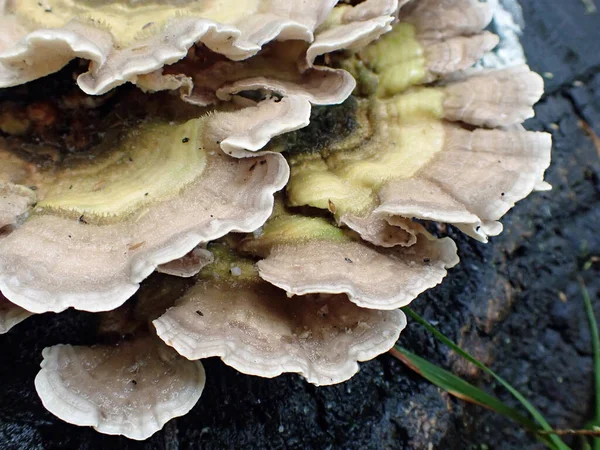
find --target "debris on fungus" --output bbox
[0,0,553,440]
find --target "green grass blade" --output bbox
[393,346,540,428]
[392,346,560,450]
[580,278,600,450]
[402,307,571,450]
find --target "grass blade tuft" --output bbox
[401,307,571,450]
[580,277,600,450]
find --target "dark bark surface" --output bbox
[1,0,599,449]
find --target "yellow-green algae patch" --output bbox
[36,118,206,221]
[201,243,259,285]
[10,0,257,47]
[240,201,351,258]
[285,90,445,218]
[342,23,427,98]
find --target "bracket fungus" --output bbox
[35,335,206,440]
[0,95,289,313]
[238,202,459,310]
[284,1,551,243]
[0,0,396,95]
[153,243,407,385]
[35,274,204,440]
[0,0,552,441]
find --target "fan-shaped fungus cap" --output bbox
[399,0,494,39]
[153,243,406,386]
[374,121,551,241]
[210,96,314,158]
[0,98,289,314]
[132,0,400,160]
[305,0,398,65]
[282,0,551,243]
[136,0,399,103]
[139,53,355,110]
[342,0,499,98]
[238,205,458,310]
[0,0,396,96]
[35,335,205,440]
[0,291,32,333]
[284,86,550,243]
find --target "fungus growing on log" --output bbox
[35,335,206,440]
[153,243,407,385]
[238,202,459,309]
[0,96,289,313]
[0,0,395,95]
[0,0,553,441]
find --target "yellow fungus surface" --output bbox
[38,119,206,220]
[240,205,351,259]
[356,23,426,97]
[10,0,258,47]
[286,89,445,217]
[260,214,349,244]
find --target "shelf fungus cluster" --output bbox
[0,0,551,441]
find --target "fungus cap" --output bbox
[285,87,550,243]
[343,0,499,98]
[0,0,397,96]
[137,0,398,105]
[284,0,551,243]
[239,206,459,310]
[35,335,205,440]
[0,0,334,92]
[0,100,290,313]
[157,247,214,278]
[153,244,406,385]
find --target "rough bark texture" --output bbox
[1,0,600,448]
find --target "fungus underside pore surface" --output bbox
[0,1,599,449]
